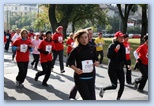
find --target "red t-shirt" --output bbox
[4,35,7,43]
[66,38,74,54]
[123,41,131,60]
[12,38,31,62]
[52,32,64,51]
[38,40,55,63]
[136,43,148,65]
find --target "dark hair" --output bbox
[45,31,52,36]
[143,35,148,42]
[124,34,129,38]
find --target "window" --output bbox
[15,7,17,10]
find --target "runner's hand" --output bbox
[116,44,120,50]
[75,68,83,75]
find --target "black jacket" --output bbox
[107,41,126,70]
[67,43,98,78]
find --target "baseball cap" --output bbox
[57,26,63,31]
[114,31,124,38]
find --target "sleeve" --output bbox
[51,42,56,52]
[12,40,19,51]
[107,44,117,59]
[11,34,16,42]
[67,48,77,67]
[66,39,69,45]
[134,50,139,60]
[52,33,58,43]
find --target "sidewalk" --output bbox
[4,50,148,100]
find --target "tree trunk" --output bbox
[48,4,57,33]
[141,5,147,44]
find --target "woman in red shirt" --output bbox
[52,26,65,73]
[123,34,133,84]
[66,33,74,56]
[12,29,32,88]
[133,35,148,92]
[35,31,55,87]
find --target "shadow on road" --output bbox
[26,76,69,100]
[4,77,48,100]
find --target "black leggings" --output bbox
[125,59,132,83]
[96,50,104,64]
[31,54,40,68]
[103,69,125,99]
[37,61,52,84]
[75,77,96,100]
[136,63,148,90]
[16,62,29,84]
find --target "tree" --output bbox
[47,4,107,38]
[117,4,137,34]
[48,4,74,38]
[140,4,148,44]
[70,4,107,33]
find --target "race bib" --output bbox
[81,60,93,73]
[58,36,63,43]
[6,36,9,39]
[126,47,130,54]
[20,44,28,53]
[99,43,102,47]
[45,45,52,53]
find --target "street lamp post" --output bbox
[6,9,9,30]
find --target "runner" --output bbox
[66,33,74,56]
[99,31,126,100]
[95,32,105,67]
[67,29,99,100]
[34,31,55,87]
[31,33,42,71]
[123,34,133,84]
[12,28,32,88]
[133,35,148,92]
[52,26,65,73]
[11,28,20,61]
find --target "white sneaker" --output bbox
[69,98,75,100]
[99,87,104,98]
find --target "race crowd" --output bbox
[4,26,148,100]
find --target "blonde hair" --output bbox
[73,29,88,48]
[20,28,28,35]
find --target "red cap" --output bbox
[57,26,63,31]
[114,31,124,38]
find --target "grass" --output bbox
[63,38,140,69]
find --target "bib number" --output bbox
[82,60,93,73]
[58,37,63,43]
[46,45,52,53]
[126,47,130,54]
[20,44,28,53]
